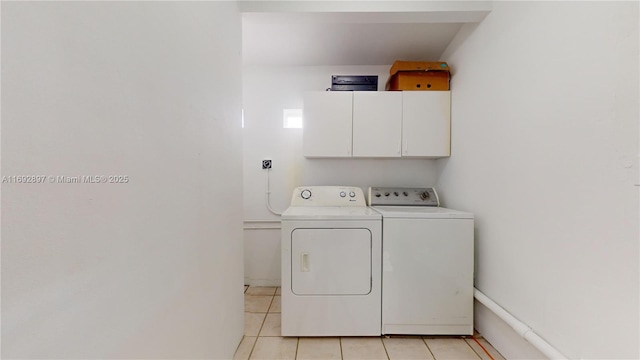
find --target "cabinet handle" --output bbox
[301,253,309,272]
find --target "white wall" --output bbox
[1,2,244,358]
[242,65,440,285]
[439,1,639,359]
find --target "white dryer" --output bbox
[281,186,382,336]
[368,187,474,336]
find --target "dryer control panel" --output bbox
[368,187,440,206]
[290,186,366,207]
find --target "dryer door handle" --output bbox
[301,252,309,272]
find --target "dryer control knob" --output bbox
[301,189,312,199]
[349,191,356,198]
[340,191,346,197]
[420,191,430,200]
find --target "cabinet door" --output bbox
[352,92,402,157]
[291,228,371,295]
[402,91,451,158]
[303,92,353,157]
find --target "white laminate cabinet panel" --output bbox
[352,92,402,157]
[303,91,451,159]
[303,91,353,157]
[402,91,451,158]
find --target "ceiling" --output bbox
[240,2,492,66]
[242,21,464,66]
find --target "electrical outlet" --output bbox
[262,159,272,169]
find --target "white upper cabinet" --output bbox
[303,91,353,158]
[352,92,403,158]
[402,91,451,158]
[303,91,451,159]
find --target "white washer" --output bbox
[281,186,382,336]
[368,187,474,335]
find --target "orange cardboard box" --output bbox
[386,61,450,91]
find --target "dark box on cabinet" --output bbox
[330,84,377,91]
[330,75,378,91]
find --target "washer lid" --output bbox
[370,206,474,219]
[282,206,382,221]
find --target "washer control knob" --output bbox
[375,193,381,198]
[339,191,346,198]
[301,189,312,199]
[403,191,409,196]
[420,191,430,200]
[384,192,390,197]
[394,191,399,196]
[349,191,356,198]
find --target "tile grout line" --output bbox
[267,293,276,313]
[246,287,271,359]
[241,288,249,358]
[422,337,437,360]
[267,288,282,314]
[234,335,245,360]
[257,294,275,336]
[245,336,257,360]
[464,338,482,359]
[380,336,391,360]
[245,286,261,360]
[463,337,485,360]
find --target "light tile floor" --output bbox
[235,286,505,360]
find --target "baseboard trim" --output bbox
[243,220,281,230]
[474,299,548,359]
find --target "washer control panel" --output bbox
[367,187,440,206]
[290,186,366,206]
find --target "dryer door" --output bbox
[291,228,371,295]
